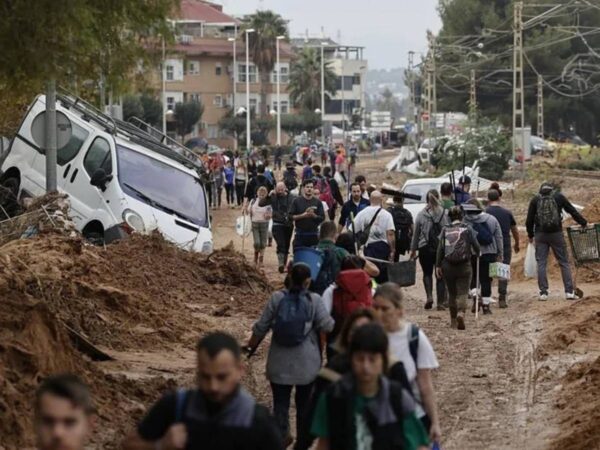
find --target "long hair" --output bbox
[426,189,441,212]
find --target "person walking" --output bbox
[436,206,480,330]
[354,175,370,201]
[312,222,350,295]
[353,191,396,284]
[388,194,414,260]
[249,186,272,269]
[234,153,248,207]
[289,179,325,249]
[310,323,430,450]
[373,283,441,445]
[410,190,448,310]
[123,332,283,450]
[525,182,587,301]
[338,182,370,232]
[302,159,313,182]
[224,160,235,207]
[247,264,334,449]
[486,188,520,308]
[463,200,503,314]
[440,182,454,209]
[454,176,471,205]
[274,145,284,171]
[271,182,295,273]
[318,166,344,222]
[245,164,274,203]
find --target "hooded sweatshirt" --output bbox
[464,212,503,260]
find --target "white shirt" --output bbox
[352,205,395,245]
[388,322,439,418]
[322,283,336,314]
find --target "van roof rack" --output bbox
[56,88,205,174]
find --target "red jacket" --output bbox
[332,269,373,326]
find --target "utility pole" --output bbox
[513,1,525,165]
[469,69,477,123]
[537,74,544,138]
[45,79,57,192]
[425,32,437,140]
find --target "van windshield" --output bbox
[116,145,208,227]
[403,183,441,204]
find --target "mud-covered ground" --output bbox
[1,151,598,449]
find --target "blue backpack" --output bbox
[472,221,494,246]
[311,248,339,295]
[272,290,314,347]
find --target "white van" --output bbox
[0,93,213,253]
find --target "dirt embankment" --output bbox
[0,231,272,449]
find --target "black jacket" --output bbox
[271,192,295,225]
[526,186,586,238]
[245,174,274,200]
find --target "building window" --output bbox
[167,96,175,111]
[189,93,200,102]
[271,64,289,83]
[213,95,223,107]
[166,65,174,81]
[187,61,199,75]
[238,64,257,83]
[215,63,222,76]
[249,98,257,113]
[207,125,219,139]
[272,101,289,114]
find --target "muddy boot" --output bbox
[499,294,508,309]
[277,253,286,273]
[258,252,264,270]
[424,276,434,310]
[254,251,259,267]
[456,313,466,330]
[450,317,458,329]
[482,300,492,315]
[268,237,273,247]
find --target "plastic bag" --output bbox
[524,243,537,279]
[235,215,251,237]
[489,262,511,281]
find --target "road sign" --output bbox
[370,110,392,132]
[31,111,73,150]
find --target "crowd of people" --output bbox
[31,150,589,450]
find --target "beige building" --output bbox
[162,0,293,148]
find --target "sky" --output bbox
[219,0,442,70]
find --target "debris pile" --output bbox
[0,227,272,448]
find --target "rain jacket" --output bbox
[464,212,504,260]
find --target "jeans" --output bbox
[364,241,391,284]
[442,260,472,318]
[293,233,319,249]
[235,179,246,206]
[498,245,512,297]
[419,249,446,305]
[225,183,234,205]
[470,253,496,299]
[535,231,574,293]
[270,382,314,443]
[272,224,293,258]
[252,221,269,251]
[212,178,223,207]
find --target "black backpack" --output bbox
[444,224,471,263]
[536,192,561,232]
[283,170,298,191]
[471,220,494,246]
[390,206,413,248]
[425,211,444,253]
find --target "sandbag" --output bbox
[524,243,537,279]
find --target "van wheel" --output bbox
[0,177,20,218]
[83,230,105,246]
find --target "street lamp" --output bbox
[228,32,238,150]
[245,28,255,153]
[320,41,328,142]
[276,35,285,146]
[314,108,321,114]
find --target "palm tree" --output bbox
[288,47,337,112]
[242,11,288,118]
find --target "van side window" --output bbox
[57,122,90,165]
[83,137,112,176]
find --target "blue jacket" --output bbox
[454,187,471,205]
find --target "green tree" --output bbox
[288,47,337,112]
[242,10,288,118]
[281,111,322,140]
[140,94,163,127]
[376,87,403,118]
[122,95,144,122]
[174,101,204,143]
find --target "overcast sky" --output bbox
[219,0,442,70]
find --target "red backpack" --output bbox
[332,269,373,335]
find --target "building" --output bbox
[161,0,293,148]
[291,37,368,134]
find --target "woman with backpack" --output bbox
[463,199,503,315]
[435,206,481,330]
[373,283,441,445]
[410,190,448,310]
[246,264,334,448]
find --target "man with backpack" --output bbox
[525,182,587,301]
[283,162,298,193]
[436,206,481,330]
[123,332,283,450]
[463,200,503,314]
[353,190,396,284]
[388,194,414,260]
[247,264,334,449]
[312,222,350,295]
[271,182,296,273]
[244,164,274,204]
[486,188,520,308]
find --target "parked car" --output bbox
[0,93,213,253]
[530,136,553,156]
[400,178,445,218]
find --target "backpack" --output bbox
[331,270,373,336]
[425,211,444,253]
[316,176,335,208]
[536,193,561,232]
[472,221,494,246]
[272,290,314,347]
[390,206,413,250]
[283,170,298,192]
[388,324,420,397]
[444,224,471,263]
[312,248,339,295]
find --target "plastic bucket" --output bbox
[388,260,417,287]
[293,247,324,281]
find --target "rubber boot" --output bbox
[456,313,466,330]
[254,251,259,267]
[258,252,264,270]
[499,294,508,309]
[277,253,286,274]
[450,317,458,329]
[423,276,434,310]
[482,298,492,315]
